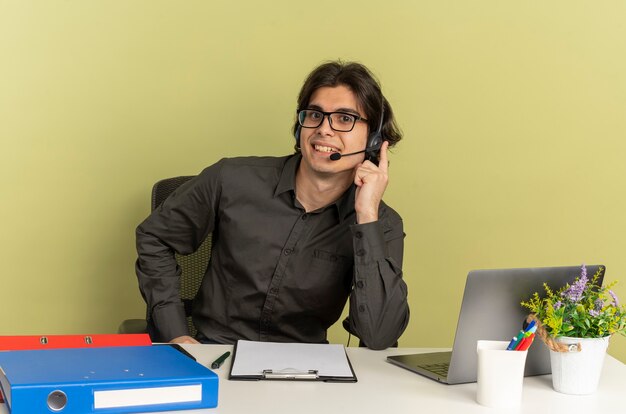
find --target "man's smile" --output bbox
[313,144,338,154]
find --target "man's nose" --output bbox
[317,114,334,135]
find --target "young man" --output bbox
[135,61,409,350]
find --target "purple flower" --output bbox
[594,298,604,311]
[561,265,589,303]
[609,290,620,307]
[589,309,600,317]
[553,300,562,310]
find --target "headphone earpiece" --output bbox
[365,132,383,159]
[365,103,385,163]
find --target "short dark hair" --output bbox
[293,61,402,158]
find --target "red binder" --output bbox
[0,333,152,351]
[0,334,152,403]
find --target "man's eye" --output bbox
[339,115,355,123]
[308,111,322,120]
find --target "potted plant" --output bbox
[521,264,626,395]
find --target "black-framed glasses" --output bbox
[297,109,368,132]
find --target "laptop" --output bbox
[387,265,605,384]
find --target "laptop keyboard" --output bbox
[419,362,449,377]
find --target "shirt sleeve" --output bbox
[347,207,410,350]
[134,160,223,342]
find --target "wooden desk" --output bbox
[1,345,623,413]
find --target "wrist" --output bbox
[356,210,378,224]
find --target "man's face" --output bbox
[298,85,369,176]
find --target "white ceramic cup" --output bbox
[476,340,528,409]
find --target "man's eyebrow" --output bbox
[335,107,360,115]
[306,104,360,115]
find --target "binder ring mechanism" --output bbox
[262,368,319,380]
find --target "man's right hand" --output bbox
[170,335,200,344]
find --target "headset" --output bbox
[358,103,385,163]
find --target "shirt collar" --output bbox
[274,153,300,197]
[274,153,356,223]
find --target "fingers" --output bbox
[353,142,390,224]
[354,141,390,188]
[378,141,389,173]
[170,335,200,344]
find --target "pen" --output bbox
[211,351,231,369]
[518,334,535,351]
[523,326,536,338]
[523,319,536,333]
[507,330,525,351]
[505,336,518,351]
[514,336,528,351]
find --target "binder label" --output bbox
[94,384,203,409]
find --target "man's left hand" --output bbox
[354,141,389,224]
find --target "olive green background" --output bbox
[1,1,624,363]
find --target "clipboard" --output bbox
[228,340,357,382]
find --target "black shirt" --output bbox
[135,154,409,349]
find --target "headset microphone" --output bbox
[329,149,365,161]
[329,144,380,161]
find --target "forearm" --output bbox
[135,224,190,341]
[135,163,221,341]
[348,220,409,350]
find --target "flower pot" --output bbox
[549,336,610,395]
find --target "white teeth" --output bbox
[314,145,335,153]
